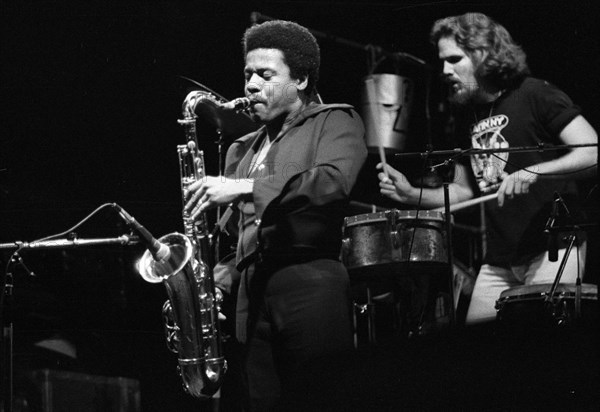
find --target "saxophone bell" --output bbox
[137,233,193,284]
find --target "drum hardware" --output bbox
[351,286,399,347]
[352,287,377,348]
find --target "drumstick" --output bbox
[349,201,386,212]
[432,192,498,213]
[365,77,389,179]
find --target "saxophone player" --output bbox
[184,20,367,410]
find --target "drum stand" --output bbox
[352,287,378,347]
[442,183,457,326]
[349,183,458,346]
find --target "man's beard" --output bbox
[447,81,480,106]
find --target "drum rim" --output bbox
[344,210,397,227]
[396,210,446,221]
[498,283,598,300]
[344,209,450,227]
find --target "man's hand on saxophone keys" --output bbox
[184,176,254,220]
[212,287,226,321]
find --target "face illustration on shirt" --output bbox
[244,48,306,124]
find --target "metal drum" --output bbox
[361,74,414,153]
[341,210,449,279]
[496,283,598,328]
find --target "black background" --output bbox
[1,1,599,411]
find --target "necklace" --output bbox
[473,101,495,124]
[472,89,504,124]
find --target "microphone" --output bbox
[547,229,559,262]
[113,204,170,261]
[545,194,560,262]
[220,97,251,111]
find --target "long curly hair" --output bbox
[430,12,530,89]
[243,20,320,96]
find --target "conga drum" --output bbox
[341,209,450,280]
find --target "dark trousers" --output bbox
[242,258,354,411]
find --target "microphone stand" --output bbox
[0,235,140,412]
[542,189,595,324]
[543,192,586,324]
[443,181,457,325]
[0,235,138,251]
[543,229,580,321]
[394,142,598,159]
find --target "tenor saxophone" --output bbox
[137,91,227,398]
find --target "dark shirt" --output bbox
[223,102,367,270]
[458,77,581,266]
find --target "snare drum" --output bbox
[341,209,449,279]
[495,283,598,328]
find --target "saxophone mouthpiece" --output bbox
[220,97,251,111]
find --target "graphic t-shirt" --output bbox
[464,77,580,266]
[470,113,510,194]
